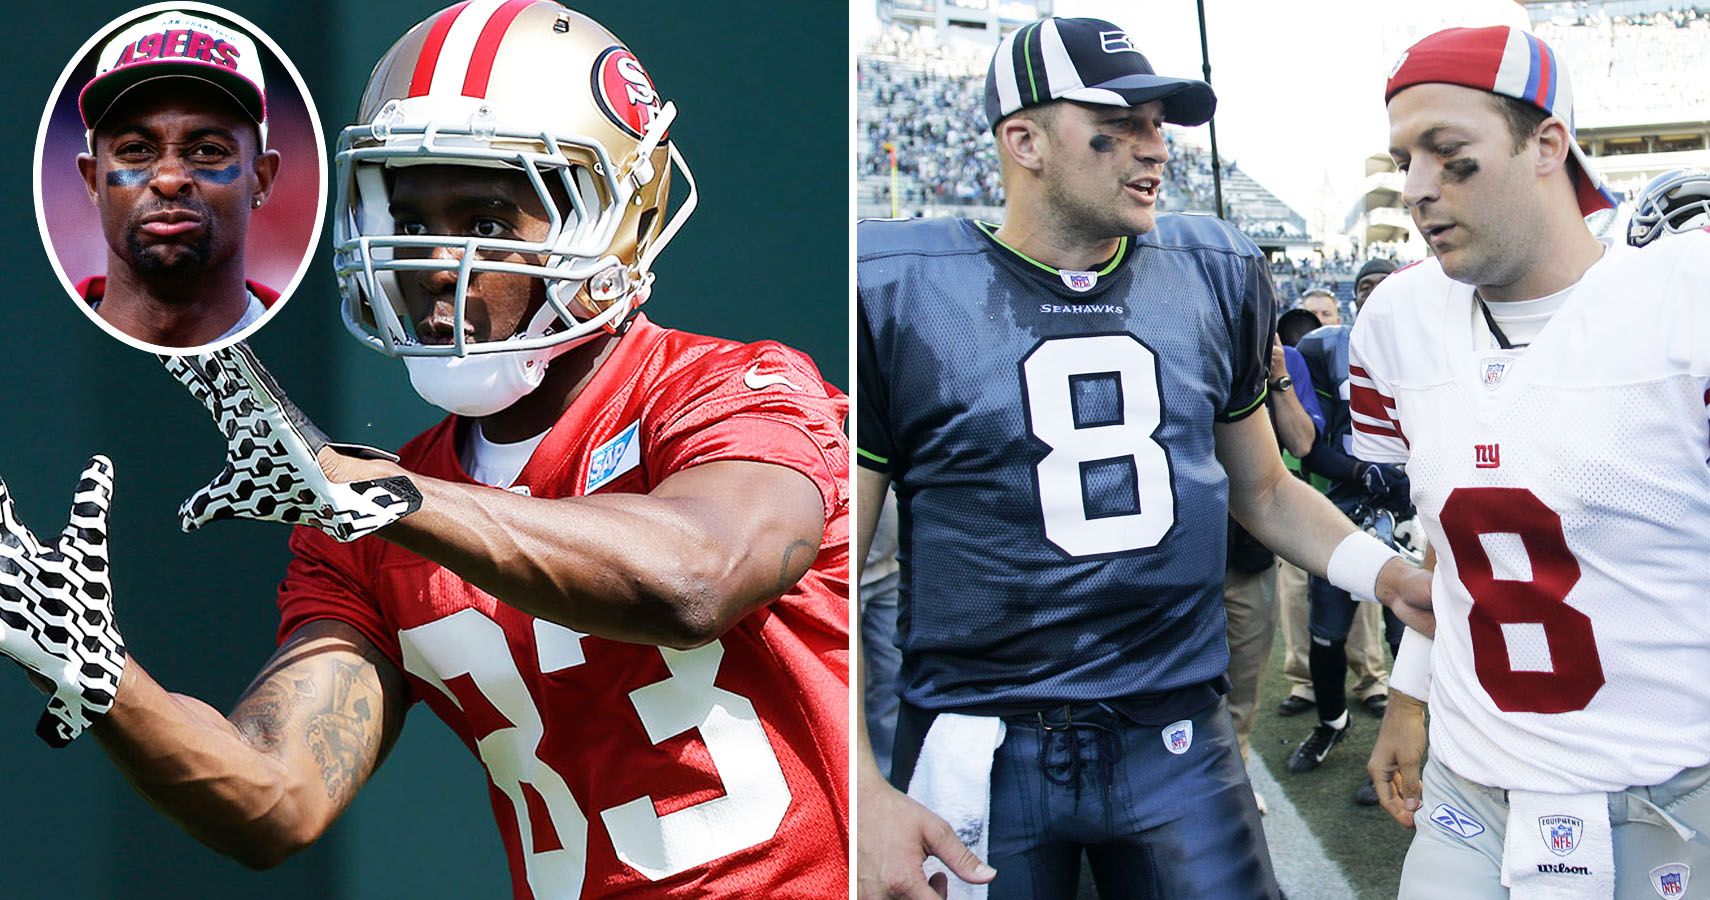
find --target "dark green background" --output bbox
[0,2,847,897]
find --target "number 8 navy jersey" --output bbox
[857,215,1275,711]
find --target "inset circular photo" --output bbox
[34,2,325,354]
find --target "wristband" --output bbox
[1389,628,1433,701]
[1327,529,1402,602]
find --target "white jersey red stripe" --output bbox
[1348,364,1407,447]
[1350,231,1710,793]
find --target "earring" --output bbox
[252,197,263,208]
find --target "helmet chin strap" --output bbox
[524,285,619,365]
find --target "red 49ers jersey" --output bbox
[276,315,850,898]
[1350,233,1710,793]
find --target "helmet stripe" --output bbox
[463,0,535,98]
[408,1,472,98]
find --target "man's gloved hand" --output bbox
[164,343,422,543]
[1356,461,1410,503]
[0,456,126,747]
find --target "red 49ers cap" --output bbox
[1385,25,1615,216]
[79,9,268,145]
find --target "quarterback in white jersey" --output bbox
[1352,229,1710,793]
[1362,24,1710,900]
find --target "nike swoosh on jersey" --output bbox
[743,364,801,392]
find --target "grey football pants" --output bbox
[1401,756,1710,899]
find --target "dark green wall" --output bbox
[0,2,847,897]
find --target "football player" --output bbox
[1359,26,1710,899]
[856,16,1433,900]
[0,3,850,898]
[73,9,281,349]
[1286,273,1409,783]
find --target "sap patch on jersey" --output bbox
[586,420,641,493]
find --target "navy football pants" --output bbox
[894,698,1279,899]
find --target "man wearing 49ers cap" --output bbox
[1359,25,1710,899]
[74,8,281,349]
[6,2,849,898]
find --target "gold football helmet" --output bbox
[333,0,695,357]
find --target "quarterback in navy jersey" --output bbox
[854,16,1435,900]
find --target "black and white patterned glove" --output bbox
[164,343,422,543]
[0,455,125,747]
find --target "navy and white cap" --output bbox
[984,17,1216,131]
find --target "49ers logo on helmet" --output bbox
[592,46,663,138]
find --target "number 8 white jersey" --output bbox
[1350,231,1710,793]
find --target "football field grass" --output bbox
[1249,626,1417,900]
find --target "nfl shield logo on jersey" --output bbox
[1481,358,1509,389]
[1059,269,1098,292]
[1650,863,1689,898]
[1162,720,1193,755]
[1539,815,1583,856]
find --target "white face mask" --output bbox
[403,349,556,417]
[402,294,599,417]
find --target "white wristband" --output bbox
[1389,628,1433,700]
[1326,530,1402,602]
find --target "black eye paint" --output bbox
[1444,158,1479,182]
[1089,134,1117,153]
[192,164,243,185]
[106,169,148,187]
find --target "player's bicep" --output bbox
[1215,410,1290,507]
[230,619,407,820]
[649,459,826,602]
[1347,323,1410,463]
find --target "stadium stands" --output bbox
[856,25,1309,250]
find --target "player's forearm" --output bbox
[1269,391,1317,457]
[1302,439,1362,483]
[374,466,815,649]
[1228,466,1357,578]
[92,661,324,869]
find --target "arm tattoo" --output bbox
[231,645,388,802]
[773,537,819,595]
[231,672,308,755]
[303,660,379,800]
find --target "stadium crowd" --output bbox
[859,26,1310,242]
[1536,6,1710,122]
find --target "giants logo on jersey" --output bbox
[1475,444,1501,468]
[594,46,662,138]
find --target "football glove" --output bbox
[1356,461,1409,502]
[164,343,422,543]
[0,455,126,747]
